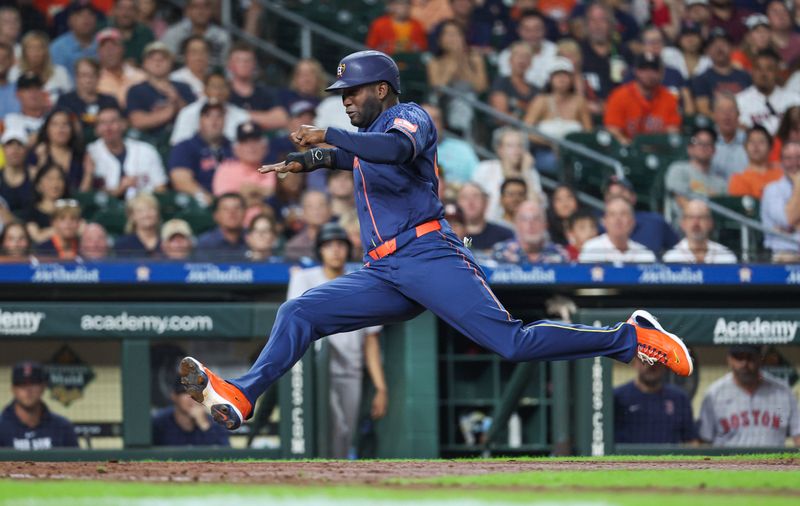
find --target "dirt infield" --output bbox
[0,457,797,485]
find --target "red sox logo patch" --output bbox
[337,63,346,78]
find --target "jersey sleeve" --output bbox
[787,389,800,438]
[697,393,716,443]
[385,105,434,162]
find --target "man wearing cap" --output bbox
[96,27,146,109]
[160,219,194,261]
[736,49,800,136]
[288,222,388,458]
[690,28,752,117]
[152,377,229,447]
[170,72,250,146]
[0,361,79,450]
[162,0,230,68]
[665,126,728,219]
[168,100,232,206]
[4,73,47,143]
[269,100,318,172]
[227,42,289,132]
[0,129,32,217]
[49,1,98,81]
[731,14,772,72]
[109,0,155,64]
[55,57,119,142]
[0,42,20,120]
[212,121,275,207]
[88,105,167,200]
[685,0,713,41]
[604,53,681,145]
[699,345,800,447]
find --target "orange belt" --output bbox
[368,219,442,261]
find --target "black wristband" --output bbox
[286,148,334,172]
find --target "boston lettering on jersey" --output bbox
[718,409,782,434]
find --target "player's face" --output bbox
[12,383,45,410]
[634,360,666,388]
[728,352,761,386]
[320,240,349,269]
[341,84,382,128]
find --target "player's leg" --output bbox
[328,374,362,459]
[181,265,424,428]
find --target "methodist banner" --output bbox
[577,309,800,345]
[0,302,277,339]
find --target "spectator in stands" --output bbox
[5,74,49,143]
[169,35,209,99]
[338,208,362,262]
[284,191,332,262]
[0,361,79,450]
[663,199,737,263]
[497,10,556,90]
[96,27,145,109]
[457,183,514,254]
[55,57,118,143]
[422,102,479,183]
[28,108,92,193]
[731,14,773,73]
[489,41,537,121]
[492,199,565,264]
[691,28,751,117]
[635,26,694,115]
[88,105,167,199]
[49,1,98,82]
[168,102,232,206]
[497,177,528,228]
[602,176,679,255]
[564,210,598,261]
[0,7,21,57]
[762,141,800,262]
[152,376,229,447]
[426,20,488,135]
[268,173,306,239]
[665,127,728,218]
[367,0,428,55]
[9,31,72,105]
[579,197,656,263]
[604,53,680,145]
[0,221,32,261]
[327,170,355,221]
[271,101,324,189]
[708,0,752,45]
[170,73,249,146]
[410,0,453,33]
[710,92,748,181]
[78,222,109,261]
[766,0,800,68]
[547,184,579,246]
[227,42,289,132]
[126,42,195,147]
[556,38,602,115]
[278,58,326,110]
[614,360,696,445]
[36,198,80,260]
[138,0,169,39]
[115,193,161,258]
[159,219,194,261]
[212,121,275,208]
[197,192,247,257]
[699,345,800,447]
[428,0,492,52]
[244,213,278,262]
[0,129,33,217]
[737,49,800,136]
[473,127,542,220]
[772,106,800,162]
[162,0,230,68]
[579,3,630,101]
[24,165,68,244]
[570,0,640,46]
[729,126,782,199]
[525,57,591,174]
[676,21,710,79]
[0,42,20,119]
[110,0,154,64]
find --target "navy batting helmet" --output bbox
[325,50,401,94]
[315,222,353,259]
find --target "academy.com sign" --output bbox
[80,312,213,334]
[0,308,46,335]
[713,317,799,344]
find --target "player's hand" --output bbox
[291,125,327,147]
[371,389,388,420]
[258,160,304,175]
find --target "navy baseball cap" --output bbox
[236,121,263,142]
[634,53,663,70]
[12,361,46,386]
[17,72,43,90]
[729,344,762,356]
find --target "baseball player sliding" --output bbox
[180,50,693,430]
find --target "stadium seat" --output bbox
[709,196,762,260]
[561,130,627,198]
[174,208,216,236]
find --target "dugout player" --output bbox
[180,50,694,430]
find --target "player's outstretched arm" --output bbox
[259,147,354,175]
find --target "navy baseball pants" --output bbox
[231,221,637,404]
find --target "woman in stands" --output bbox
[243,213,278,262]
[279,58,327,109]
[24,163,69,244]
[28,108,93,193]
[9,31,72,104]
[0,221,34,262]
[547,184,581,246]
[488,41,537,122]
[115,193,162,258]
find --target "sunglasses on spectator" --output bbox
[54,199,79,209]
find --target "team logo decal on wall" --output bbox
[46,345,96,407]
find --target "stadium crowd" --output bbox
[1,0,800,265]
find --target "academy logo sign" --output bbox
[0,308,46,335]
[713,317,799,344]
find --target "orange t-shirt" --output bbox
[603,82,681,140]
[730,50,752,72]
[769,137,782,163]
[727,165,784,199]
[366,16,428,54]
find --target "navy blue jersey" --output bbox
[168,134,233,193]
[613,381,696,444]
[332,102,443,255]
[151,406,230,447]
[0,402,78,450]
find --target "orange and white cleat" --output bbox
[179,357,253,430]
[628,310,693,377]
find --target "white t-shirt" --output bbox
[170,98,251,145]
[662,238,737,264]
[88,138,167,199]
[471,159,543,223]
[699,372,800,447]
[578,233,656,263]
[736,85,800,135]
[169,67,205,99]
[287,266,382,378]
[4,113,43,142]
[497,40,558,89]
